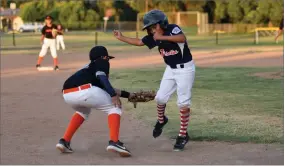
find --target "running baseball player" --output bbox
[114,9,195,151]
[36,15,59,71]
[56,24,65,50]
[56,46,133,157]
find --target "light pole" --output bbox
[10,2,16,46]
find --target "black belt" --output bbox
[170,64,184,69]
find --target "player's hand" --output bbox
[112,95,122,108]
[153,32,163,41]
[113,30,123,39]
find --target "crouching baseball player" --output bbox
[114,9,195,151]
[56,46,133,157]
[36,15,59,71]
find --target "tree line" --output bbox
[8,0,284,30]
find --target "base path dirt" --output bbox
[1,48,283,164]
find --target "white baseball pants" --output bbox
[155,60,196,108]
[63,85,121,120]
[39,38,57,58]
[56,35,65,50]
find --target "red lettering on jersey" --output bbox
[159,49,179,57]
[46,29,52,33]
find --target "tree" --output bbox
[202,0,216,23]
[268,0,284,26]
[181,0,206,12]
[126,0,146,13]
[80,9,100,29]
[113,0,138,21]
[19,1,42,22]
[152,0,181,12]
[227,0,243,23]
[214,0,229,23]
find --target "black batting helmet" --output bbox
[142,9,169,30]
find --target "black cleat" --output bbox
[54,65,59,71]
[56,138,73,153]
[173,133,190,151]
[106,140,131,157]
[36,64,41,69]
[153,116,168,138]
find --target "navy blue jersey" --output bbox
[63,59,109,90]
[142,24,192,68]
[41,24,57,39]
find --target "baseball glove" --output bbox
[128,90,156,103]
[52,28,57,36]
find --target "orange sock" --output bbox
[53,58,58,66]
[37,57,43,65]
[108,113,121,142]
[63,112,85,142]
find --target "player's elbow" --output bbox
[137,40,145,46]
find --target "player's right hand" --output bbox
[113,30,122,39]
[112,95,122,108]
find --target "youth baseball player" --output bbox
[56,46,133,157]
[56,24,65,50]
[114,9,195,151]
[36,15,59,71]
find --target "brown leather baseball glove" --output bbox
[128,90,156,108]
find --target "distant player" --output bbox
[36,15,59,71]
[56,46,132,157]
[275,17,284,42]
[114,9,195,151]
[56,24,65,50]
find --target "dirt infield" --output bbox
[1,48,284,164]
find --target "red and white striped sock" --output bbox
[157,104,166,123]
[179,108,190,137]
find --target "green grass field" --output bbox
[2,31,283,55]
[110,67,283,144]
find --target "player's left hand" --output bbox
[112,95,122,108]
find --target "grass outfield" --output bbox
[110,67,283,144]
[2,31,283,55]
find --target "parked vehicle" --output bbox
[17,23,44,32]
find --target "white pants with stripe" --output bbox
[63,85,121,120]
[155,60,196,108]
[39,38,57,58]
[56,35,65,50]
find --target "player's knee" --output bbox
[155,94,168,104]
[177,100,191,109]
[107,107,122,116]
[76,111,90,120]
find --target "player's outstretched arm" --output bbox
[154,33,186,43]
[114,30,144,46]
